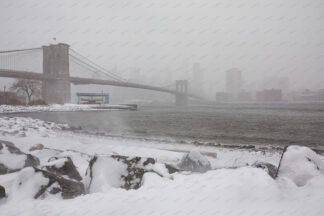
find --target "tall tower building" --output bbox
[192,63,204,95]
[226,68,243,101]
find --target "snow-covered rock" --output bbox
[178,150,212,173]
[0,140,40,174]
[0,185,5,199]
[252,161,277,179]
[10,167,85,200]
[85,155,158,192]
[43,157,82,181]
[277,145,324,186]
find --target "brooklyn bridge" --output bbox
[0,43,204,106]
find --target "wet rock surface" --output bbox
[0,185,5,199]
[0,140,40,175]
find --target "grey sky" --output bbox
[0,0,323,94]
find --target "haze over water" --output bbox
[5,103,324,148]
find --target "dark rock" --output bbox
[44,157,82,181]
[165,164,179,174]
[252,161,278,179]
[33,168,85,199]
[0,140,40,175]
[178,150,212,173]
[0,185,5,199]
[29,144,44,151]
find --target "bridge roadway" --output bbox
[0,69,202,99]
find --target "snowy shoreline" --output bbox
[0,117,324,216]
[0,104,137,114]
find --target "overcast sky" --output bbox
[0,0,323,94]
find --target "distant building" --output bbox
[226,68,243,101]
[0,92,26,105]
[294,89,324,101]
[263,76,289,97]
[256,89,282,102]
[77,93,109,104]
[238,91,252,102]
[192,63,204,95]
[216,92,231,103]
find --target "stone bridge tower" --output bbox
[175,80,188,106]
[42,43,71,104]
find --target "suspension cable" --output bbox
[0,47,41,54]
[69,48,127,82]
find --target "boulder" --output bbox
[29,144,44,151]
[11,167,85,200]
[44,157,82,181]
[165,164,180,174]
[0,140,40,175]
[277,145,324,186]
[86,155,156,192]
[177,150,211,173]
[0,185,5,199]
[252,161,277,179]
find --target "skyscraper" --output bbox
[226,68,243,101]
[192,63,204,95]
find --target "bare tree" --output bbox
[10,79,41,105]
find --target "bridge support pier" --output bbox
[175,80,188,106]
[42,43,71,104]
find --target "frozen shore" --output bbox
[0,117,323,216]
[0,104,137,114]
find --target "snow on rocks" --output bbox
[9,167,85,200]
[252,161,278,179]
[277,145,324,186]
[0,104,134,114]
[43,157,83,181]
[85,155,170,192]
[0,117,69,137]
[177,149,212,173]
[0,140,40,174]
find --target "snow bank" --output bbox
[0,117,323,215]
[277,145,324,186]
[2,167,324,216]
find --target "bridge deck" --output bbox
[0,69,202,99]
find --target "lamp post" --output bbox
[3,85,6,104]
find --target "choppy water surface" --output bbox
[6,103,324,147]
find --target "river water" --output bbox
[4,103,324,148]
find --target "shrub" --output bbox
[29,99,48,106]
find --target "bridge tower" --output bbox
[175,80,188,106]
[42,43,71,104]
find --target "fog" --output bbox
[0,0,324,100]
